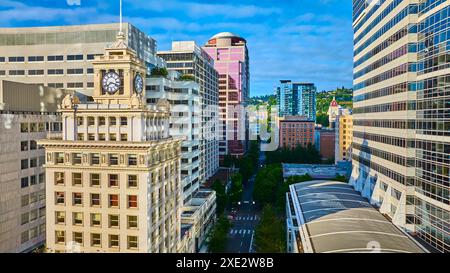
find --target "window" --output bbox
[88,133,95,141]
[39,173,45,184]
[9,56,25,62]
[91,153,100,165]
[67,54,83,61]
[109,155,119,166]
[128,195,138,209]
[73,212,83,226]
[28,69,44,75]
[30,158,37,168]
[55,211,65,224]
[55,172,65,185]
[98,117,106,126]
[87,68,94,74]
[128,175,138,188]
[21,177,29,188]
[109,215,119,228]
[67,68,83,75]
[91,233,101,247]
[127,215,138,229]
[91,214,101,227]
[55,231,65,244]
[21,159,28,170]
[109,234,120,248]
[55,152,64,164]
[109,117,117,126]
[120,134,128,141]
[30,227,38,239]
[99,134,106,141]
[72,173,82,186]
[73,193,83,206]
[90,173,100,187]
[21,213,29,225]
[73,232,83,246]
[128,155,137,166]
[55,192,65,205]
[21,231,29,244]
[87,117,95,126]
[76,117,84,126]
[109,194,119,208]
[120,117,127,126]
[30,208,37,221]
[109,174,119,187]
[90,193,101,207]
[20,123,28,132]
[21,141,28,151]
[30,176,37,186]
[109,134,117,141]
[39,207,45,218]
[47,69,64,75]
[77,133,84,141]
[48,55,64,62]
[30,140,37,150]
[127,236,138,249]
[72,153,82,165]
[21,195,29,207]
[28,56,44,62]
[9,70,25,76]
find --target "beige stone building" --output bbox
[39,33,184,253]
[0,80,73,253]
[335,110,353,163]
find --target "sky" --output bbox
[0,0,354,96]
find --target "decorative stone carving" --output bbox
[130,93,142,109]
[61,94,80,109]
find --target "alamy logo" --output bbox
[66,0,81,6]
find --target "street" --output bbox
[224,147,266,253]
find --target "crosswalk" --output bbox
[234,216,259,221]
[229,229,255,236]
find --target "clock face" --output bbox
[102,71,121,94]
[134,74,144,94]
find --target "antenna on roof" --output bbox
[119,0,123,34]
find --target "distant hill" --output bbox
[317,87,353,114]
[249,94,276,105]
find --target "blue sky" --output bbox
[0,0,354,96]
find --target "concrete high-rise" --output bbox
[39,34,184,253]
[157,41,219,182]
[0,23,163,95]
[203,32,250,159]
[276,80,317,122]
[351,0,449,252]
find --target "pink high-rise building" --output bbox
[203,32,250,160]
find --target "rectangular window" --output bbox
[109,155,119,166]
[127,215,138,229]
[88,133,95,141]
[109,215,119,228]
[21,213,29,225]
[87,117,95,126]
[99,133,106,141]
[127,236,138,249]
[109,234,120,248]
[20,123,28,132]
[55,172,65,185]
[90,193,101,207]
[55,211,66,224]
[98,117,106,126]
[109,117,117,126]
[55,192,65,205]
[73,212,83,226]
[91,234,101,247]
[73,232,83,246]
[90,173,100,187]
[128,195,138,209]
[77,133,84,141]
[67,54,83,61]
[21,231,29,244]
[55,152,64,164]
[9,56,25,62]
[91,153,100,165]
[30,175,37,186]
[48,55,64,62]
[109,134,117,141]
[109,194,119,208]
[30,158,37,168]
[72,153,82,165]
[120,134,128,141]
[55,231,65,244]
[76,117,84,126]
[128,155,137,166]
[21,195,29,207]
[21,141,28,151]
[30,140,37,150]
[72,173,82,186]
[91,214,101,227]
[47,69,64,75]
[30,209,37,221]
[67,68,83,75]
[128,175,138,188]
[120,117,127,126]
[28,56,44,62]
[21,177,29,188]
[21,159,28,170]
[109,174,119,187]
[73,193,83,206]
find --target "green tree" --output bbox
[211,179,228,216]
[207,216,231,253]
[150,67,168,77]
[179,74,195,81]
[316,112,330,127]
[229,174,243,204]
[254,204,286,253]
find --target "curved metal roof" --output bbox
[289,181,426,253]
[210,32,243,40]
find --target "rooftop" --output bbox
[210,32,242,40]
[289,180,426,253]
[283,163,350,179]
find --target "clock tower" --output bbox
[92,32,146,106]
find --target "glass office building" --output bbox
[276,80,317,122]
